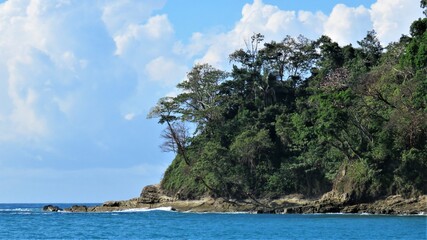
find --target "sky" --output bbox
[0,0,423,203]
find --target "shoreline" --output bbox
[57,193,427,215]
[42,185,427,215]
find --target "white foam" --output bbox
[114,206,175,213]
[183,211,249,214]
[0,208,32,212]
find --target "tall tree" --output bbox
[357,30,383,69]
[421,0,427,16]
[176,64,228,132]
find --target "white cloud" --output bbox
[143,14,174,39]
[124,112,135,121]
[371,0,423,43]
[185,0,328,68]
[53,94,76,117]
[173,32,208,59]
[0,0,182,144]
[113,24,143,56]
[2,52,51,141]
[179,0,422,70]
[9,87,48,140]
[101,0,166,36]
[0,0,99,142]
[324,4,372,45]
[113,15,174,56]
[145,56,188,86]
[298,10,328,34]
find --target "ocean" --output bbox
[0,204,425,239]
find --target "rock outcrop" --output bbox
[102,197,139,208]
[65,205,88,212]
[58,184,427,214]
[139,185,161,204]
[42,205,62,212]
[282,192,427,215]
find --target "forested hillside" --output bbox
[149,7,427,203]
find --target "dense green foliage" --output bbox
[149,16,427,201]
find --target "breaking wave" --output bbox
[114,206,175,212]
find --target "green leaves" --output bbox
[148,97,179,124]
[421,0,427,16]
[394,148,427,196]
[153,18,427,200]
[230,129,273,170]
[357,30,383,69]
[176,64,228,126]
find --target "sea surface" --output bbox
[0,203,425,239]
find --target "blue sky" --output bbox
[0,0,423,203]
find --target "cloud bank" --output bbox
[0,0,186,145]
[179,0,422,69]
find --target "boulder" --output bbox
[65,205,88,212]
[103,201,121,207]
[139,185,161,204]
[42,205,62,212]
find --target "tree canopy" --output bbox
[149,13,427,201]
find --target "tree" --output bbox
[403,18,427,69]
[261,35,318,83]
[410,18,427,37]
[421,0,427,16]
[229,33,264,71]
[230,129,274,195]
[315,35,344,71]
[357,30,383,68]
[176,64,228,132]
[152,19,427,201]
[148,97,192,165]
[230,129,273,172]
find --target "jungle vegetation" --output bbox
[148,5,427,202]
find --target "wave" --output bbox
[114,206,176,213]
[184,211,249,215]
[0,208,33,212]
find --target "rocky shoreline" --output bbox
[44,185,427,215]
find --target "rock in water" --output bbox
[65,205,88,212]
[42,205,62,212]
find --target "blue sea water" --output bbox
[0,204,425,239]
